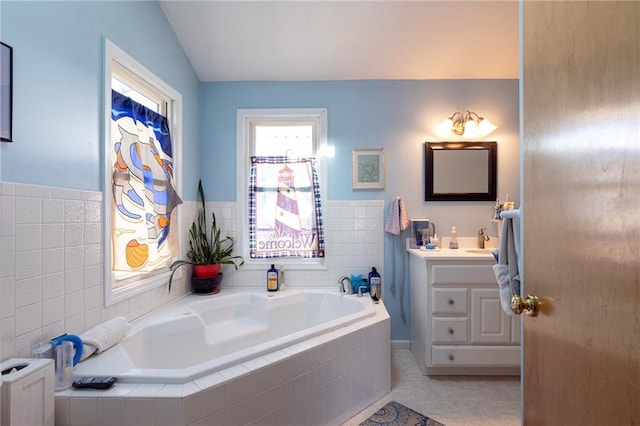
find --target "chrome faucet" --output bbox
[477,228,490,248]
[357,285,368,297]
[338,276,353,294]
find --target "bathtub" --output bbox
[58,288,390,426]
[73,289,376,384]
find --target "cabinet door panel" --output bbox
[432,317,469,344]
[432,288,468,314]
[471,288,511,344]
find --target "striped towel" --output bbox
[385,197,410,235]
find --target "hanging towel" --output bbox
[385,197,410,235]
[493,209,521,316]
[385,197,410,323]
[79,316,130,361]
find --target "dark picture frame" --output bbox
[425,141,497,201]
[1,42,13,142]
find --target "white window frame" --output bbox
[236,108,328,270]
[103,39,183,306]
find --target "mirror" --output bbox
[425,141,497,201]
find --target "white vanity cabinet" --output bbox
[409,249,520,375]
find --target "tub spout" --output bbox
[338,276,353,294]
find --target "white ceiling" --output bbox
[160,1,519,82]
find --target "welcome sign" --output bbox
[249,157,325,259]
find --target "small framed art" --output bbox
[352,147,384,190]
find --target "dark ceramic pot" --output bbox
[191,273,223,295]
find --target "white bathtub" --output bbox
[73,289,376,384]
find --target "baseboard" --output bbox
[391,340,410,349]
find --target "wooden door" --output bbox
[522,2,640,425]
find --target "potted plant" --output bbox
[168,180,244,293]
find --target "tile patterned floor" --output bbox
[343,348,521,426]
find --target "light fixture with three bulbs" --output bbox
[437,110,497,138]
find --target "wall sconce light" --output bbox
[437,110,497,138]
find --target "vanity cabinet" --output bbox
[409,251,520,375]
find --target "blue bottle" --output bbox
[368,267,381,288]
[267,264,279,292]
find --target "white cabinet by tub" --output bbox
[409,249,520,375]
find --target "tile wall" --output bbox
[0,182,385,362]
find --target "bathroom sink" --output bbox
[464,248,496,254]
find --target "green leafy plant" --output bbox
[168,180,244,292]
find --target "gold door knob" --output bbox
[510,294,539,317]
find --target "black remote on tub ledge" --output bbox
[72,377,117,389]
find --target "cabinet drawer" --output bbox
[432,318,469,344]
[432,288,468,315]
[431,264,496,285]
[432,346,520,367]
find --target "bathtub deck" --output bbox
[55,293,391,426]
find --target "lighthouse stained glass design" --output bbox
[249,156,325,259]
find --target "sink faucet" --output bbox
[477,228,490,248]
[338,276,353,294]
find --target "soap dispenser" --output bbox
[449,226,459,249]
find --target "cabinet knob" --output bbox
[448,354,455,361]
[448,328,454,335]
[448,299,454,305]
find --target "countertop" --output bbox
[407,246,497,261]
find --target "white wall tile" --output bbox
[84,264,103,288]
[84,244,102,266]
[84,223,102,244]
[84,307,102,330]
[42,320,65,342]
[65,290,84,317]
[15,302,42,335]
[84,200,102,223]
[0,316,15,360]
[84,285,101,310]
[64,246,84,270]
[0,277,15,317]
[15,183,51,198]
[14,250,42,280]
[42,248,65,275]
[0,195,14,236]
[64,223,84,247]
[42,296,65,324]
[52,188,83,201]
[42,272,65,300]
[125,398,155,426]
[15,277,42,308]
[153,398,183,426]
[55,395,70,426]
[0,183,15,195]
[43,198,65,223]
[15,197,42,224]
[64,200,84,223]
[69,396,98,426]
[42,223,64,248]
[64,312,85,335]
[97,397,126,426]
[65,268,85,294]
[0,236,14,278]
[14,224,42,251]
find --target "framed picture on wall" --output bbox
[0,42,13,142]
[352,147,385,190]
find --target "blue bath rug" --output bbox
[359,401,445,426]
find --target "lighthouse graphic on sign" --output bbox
[274,165,302,237]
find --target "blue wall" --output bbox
[0,1,201,197]
[0,1,519,341]
[201,79,520,340]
